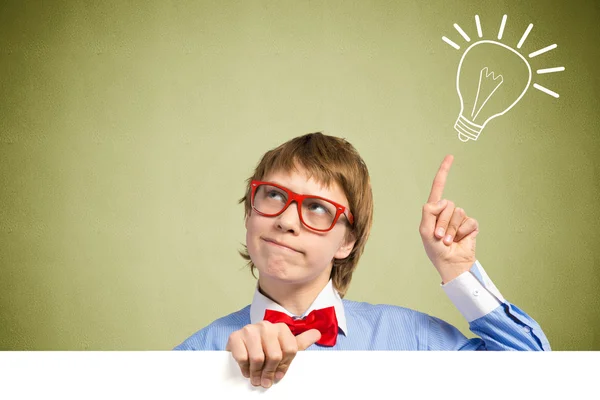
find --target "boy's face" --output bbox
[245,165,355,290]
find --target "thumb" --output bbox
[296,329,321,350]
[465,229,480,243]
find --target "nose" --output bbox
[276,201,301,234]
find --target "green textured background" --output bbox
[1,0,598,351]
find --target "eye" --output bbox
[307,202,330,215]
[266,189,285,202]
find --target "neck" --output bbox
[258,275,331,316]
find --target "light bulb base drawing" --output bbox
[454,114,483,142]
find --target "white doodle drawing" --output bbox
[442,15,564,142]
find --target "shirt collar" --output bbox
[249,279,348,336]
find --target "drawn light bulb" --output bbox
[442,14,564,142]
[455,40,531,142]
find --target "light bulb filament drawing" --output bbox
[442,14,564,142]
[472,67,503,121]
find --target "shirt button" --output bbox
[523,326,532,333]
[472,289,479,297]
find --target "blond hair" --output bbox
[238,132,373,297]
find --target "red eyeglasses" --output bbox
[250,180,354,232]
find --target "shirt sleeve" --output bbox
[439,260,551,351]
[441,260,504,322]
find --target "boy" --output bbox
[174,132,550,388]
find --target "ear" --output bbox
[334,234,356,260]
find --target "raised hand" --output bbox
[419,155,480,283]
[226,322,321,388]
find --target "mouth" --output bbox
[263,238,302,253]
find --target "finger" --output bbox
[226,331,250,379]
[457,228,480,251]
[420,199,448,237]
[260,329,284,388]
[295,328,322,351]
[427,154,454,203]
[443,206,466,245]
[274,325,299,382]
[454,217,479,242]
[244,326,266,387]
[434,200,455,240]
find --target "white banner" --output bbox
[0,351,596,399]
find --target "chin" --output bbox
[257,258,311,283]
[258,259,294,280]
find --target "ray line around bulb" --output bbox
[498,14,507,40]
[442,36,460,50]
[537,66,565,74]
[529,44,557,58]
[454,23,471,42]
[517,23,534,49]
[533,83,559,98]
[475,15,483,38]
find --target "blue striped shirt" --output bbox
[174,261,550,351]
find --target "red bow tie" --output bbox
[263,306,339,347]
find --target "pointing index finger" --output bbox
[427,155,454,203]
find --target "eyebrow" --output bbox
[265,180,349,206]
[266,180,318,196]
